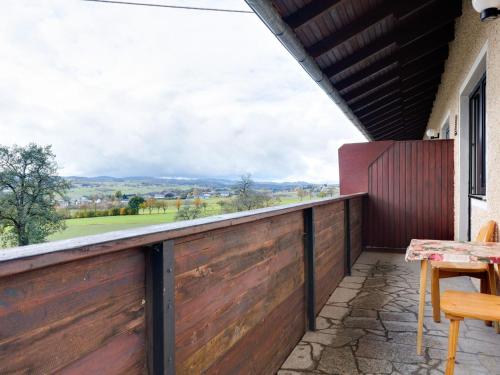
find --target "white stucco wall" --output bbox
[425,0,500,241]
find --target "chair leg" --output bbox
[445,318,461,375]
[431,268,441,322]
[480,277,493,326]
[487,265,500,333]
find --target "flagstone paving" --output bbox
[278,252,500,375]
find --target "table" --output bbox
[405,239,500,355]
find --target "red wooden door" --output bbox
[364,140,454,251]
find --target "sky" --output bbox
[0,0,365,183]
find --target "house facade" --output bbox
[424,0,500,241]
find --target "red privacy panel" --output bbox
[339,140,454,251]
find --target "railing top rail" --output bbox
[0,193,367,276]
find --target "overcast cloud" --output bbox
[0,0,365,183]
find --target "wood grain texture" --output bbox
[364,140,454,251]
[349,197,363,265]
[0,197,364,375]
[0,249,146,374]
[314,202,345,313]
[174,211,306,375]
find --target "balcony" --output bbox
[0,194,365,374]
[1,188,499,374]
[2,0,498,373]
[279,251,500,375]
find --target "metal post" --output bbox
[303,207,316,331]
[344,200,352,276]
[146,240,175,375]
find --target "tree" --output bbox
[175,198,182,211]
[128,196,145,215]
[158,200,168,213]
[175,205,201,221]
[194,197,202,208]
[0,144,70,246]
[296,188,307,201]
[145,198,156,214]
[153,200,163,214]
[231,174,266,211]
[114,190,123,200]
[201,201,208,214]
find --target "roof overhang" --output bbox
[246,0,462,141]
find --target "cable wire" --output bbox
[82,0,254,14]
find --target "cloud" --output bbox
[0,0,365,183]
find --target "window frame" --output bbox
[468,74,487,197]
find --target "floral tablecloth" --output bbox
[405,239,500,264]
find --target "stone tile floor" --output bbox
[278,252,500,375]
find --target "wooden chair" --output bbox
[431,220,497,325]
[441,291,500,375]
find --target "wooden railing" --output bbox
[0,193,366,375]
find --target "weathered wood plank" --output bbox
[0,196,364,375]
[0,249,145,374]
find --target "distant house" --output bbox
[219,191,231,198]
[154,194,165,199]
[201,193,212,199]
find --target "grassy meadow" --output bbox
[49,195,310,241]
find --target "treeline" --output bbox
[72,207,134,218]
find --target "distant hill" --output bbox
[63,176,334,199]
[65,176,323,190]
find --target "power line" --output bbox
[82,0,254,14]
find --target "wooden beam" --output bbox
[344,72,399,103]
[363,103,430,132]
[346,64,440,106]
[284,0,342,29]
[399,23,455,65]
[366,115,405,133]
[375,118,429,139]
[324,35,395,78]
[364,101,432,131]
[402,70,442,93]
[363,107,403,128]
[334,56,397,91]
[371,117,428,139]
[397,0,461,46]
[352,76,437,116]
[359,95,432,121]
[349,82,400,112]
[403,86,439,105]
[324,14,454,80]
[401,48,448,79]
[357,97,402,119]
[347,65,440,108]
[307,2,396,58]
[366,108,429,133]
[403,80,440,98]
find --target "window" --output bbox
[469,74,486,196]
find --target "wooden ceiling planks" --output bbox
[272,0,462,140]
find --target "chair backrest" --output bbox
[476,220,496,242]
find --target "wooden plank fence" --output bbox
[0,194,365,374]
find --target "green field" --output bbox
[49,195,309,241]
